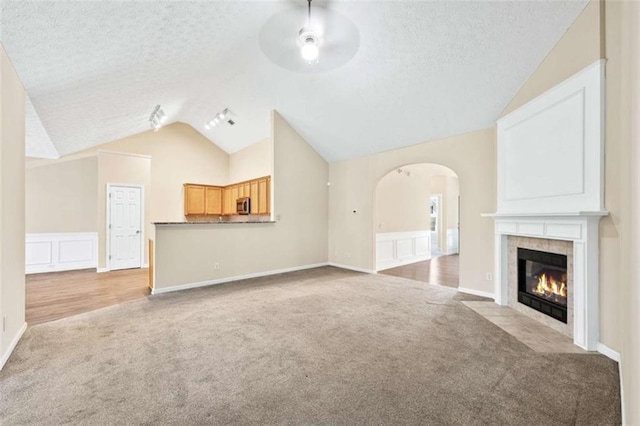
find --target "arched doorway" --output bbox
[374,163,460,288]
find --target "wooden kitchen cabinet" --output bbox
[223,184,239,215]
[185,176,270,217]
[205,186,223,215]
[257,177,270,214]
[185,184,223,216]
[250,180,259,214]
[184,184,206,215]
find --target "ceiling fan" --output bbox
[259,0,360,73]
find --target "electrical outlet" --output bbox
[214,263,220,270]
[486,273,493,281]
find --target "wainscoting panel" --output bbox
[446,228,459,254]
[26,233,98,274]
[376,231,431,271]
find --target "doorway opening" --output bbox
[375,163,460,288]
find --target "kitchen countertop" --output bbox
[153,221,276,225]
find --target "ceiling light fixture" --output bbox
[149,105,167,132]
[299,0,319,63]
[205,108,235,130]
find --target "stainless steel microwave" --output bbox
[236,197,251,215]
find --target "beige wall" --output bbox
[0,44,26,365]
[375,167,431,233]
[329,128,496,292]
[26,156,97,233]
[97,152,151,269]
[625,2,640,422]
[154,111,328,288]
[501,0,603,116]
[228,138,272,183]
[606,1,639,423]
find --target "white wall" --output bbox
[153,111,328,290]
[0,43,26,368]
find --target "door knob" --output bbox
[136,230,141,234]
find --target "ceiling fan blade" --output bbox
[259,4,359,73]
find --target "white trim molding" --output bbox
[457,287,495,300]
[484,212,607,351]
[375,230,431,271]
[596,342,621,363]
[151,262,330,295]
[0,322,27,371]
[328,262,376,274]
[26,232,98,274]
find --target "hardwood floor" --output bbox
[379,254,459,288]
[26,268,150,326]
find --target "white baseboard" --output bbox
[376,254,431,272]
[618,360,626,425]
[98,264,148,273]
[457,286,495,300]
[0,322,27,371]
[328,262,376,274]
[596,342,621,363]
[151,262,330,295]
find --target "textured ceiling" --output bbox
[0,0,588,162]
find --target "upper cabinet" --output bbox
[205,186,223,215]
[257,177,270,214]
[185,176,270,217]
[184,183,223,216]
[184,184,206,215]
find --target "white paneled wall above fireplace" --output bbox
[497,59,605,215]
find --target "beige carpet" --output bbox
[0,267,620,425]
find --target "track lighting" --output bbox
[205,108,235,130]
[149,105,167,132]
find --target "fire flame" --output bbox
[534,273,567,298]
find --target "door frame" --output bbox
[105,183,145,272]
[430,194,443,253]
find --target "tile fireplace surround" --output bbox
[508,235,573,337]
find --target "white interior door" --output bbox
[109,185,142,270]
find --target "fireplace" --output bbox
[517,248,568,323]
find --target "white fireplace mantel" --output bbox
[484,60,607,351]
[482,211,608,350]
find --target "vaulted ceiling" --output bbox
[1,0,588,162]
